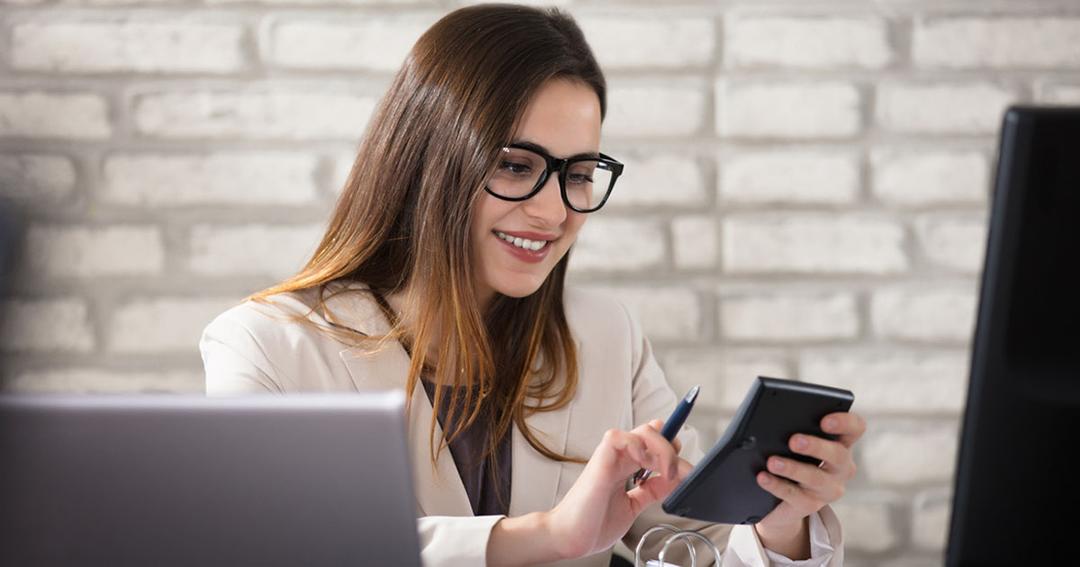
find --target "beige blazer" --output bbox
[200,280,843,566]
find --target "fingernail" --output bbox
[770,458,785,471]
[823,417,836,431]
[759,473,771,485]
[794,436,808,450]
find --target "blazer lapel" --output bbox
[509,347,576,517]
[326,282,472,518]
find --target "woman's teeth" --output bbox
[495,231,549,252]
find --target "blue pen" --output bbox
[630,385,700,487]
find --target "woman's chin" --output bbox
[492,277,546,299]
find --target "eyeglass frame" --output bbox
[483,142,625,213]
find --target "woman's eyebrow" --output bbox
[511,139,600,160]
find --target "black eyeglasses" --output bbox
[484,142,624,213]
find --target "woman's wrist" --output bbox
[487,511,568,566]
[754,516,811,560]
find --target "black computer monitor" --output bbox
[947,106,1080,565]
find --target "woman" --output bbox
[201,4,865,566]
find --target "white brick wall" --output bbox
[108,297,240,353]
[800,350,968,413]
[871,149,989,207]
[671,215,718,269]
[4,3,1072,562]
[608,154,706,207]
[188,224,323,277]
[25,225,165,278]
[102,152,320,206]
[603,84,705,138]
[0,92,111,139]
[569,217,666,271]
[0,154,76,204]
[267,16,434,71]
[861,420,959,484]
[871,287,978,343]
[12,21,246,73]
[719,292,858,342]
[133,89,377,140]
[831,492,900,552]
[914,18,1080,69]
[876,82,1017,135]
[726,16,891,69]
[579,16,715,69]
[720,149,860,205]
[0,298,94,352]
[722,215,907,274]
[717,82,861,139]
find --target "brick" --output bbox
[603,85,705,138]
[133,89,377,140]
[0,92,110,139]
[830,492,900,552]
[871,287,978,343]
[871,149,989,207]
[717,82,861,139]
[569,217,665,272]
[579,17,714,69]
[720,292,858,342]
[722,215,907,274]
[268,16,434,72]
[671,215,717,269]
[607,154,706,207]
[799,350,968,413]
[25,225,165,277]
[188,224,323,277]
[0,298,94,353]
[102,152,319,206]
[108,297,239,353]
[12,22,245,73]
[914,213,988,273]
[8,368,203,393]
[1037,83,1080,104]
[0,154,77,204]
[876,83,1016,135]
[720,150,859,205]
[911,488,952,550]
[581,285,700,341]
[914,18,1080,69]
[862,420,959,484]
[662,350,789,411]
[726,16,891,69]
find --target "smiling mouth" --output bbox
[492,230,552,252]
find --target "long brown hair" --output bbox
[248,4,606,471]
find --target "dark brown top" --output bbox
[420,377,512,517]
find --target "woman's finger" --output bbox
[756,471,823,518]
[765,457,844,502]
[789,434,853,477]
[631,423,681,480]
[821,411,866,448]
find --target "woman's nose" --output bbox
[521,173,568,226]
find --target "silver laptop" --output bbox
[0,392,422,566]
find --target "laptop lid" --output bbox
[0,392,422,566]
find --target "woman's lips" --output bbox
[493,231,551,263]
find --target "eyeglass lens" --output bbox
[488,147,615,211]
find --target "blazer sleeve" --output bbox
[615,301,845,567]
[200,309,285,395]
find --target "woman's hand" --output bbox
[753,411,867,558]
[545,419,692,561]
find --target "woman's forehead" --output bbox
[513,79,602,157]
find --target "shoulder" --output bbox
[563,285,640,349]
[202,280,379,353]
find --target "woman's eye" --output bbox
[499,161,532,175]
[567,173,593,185]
